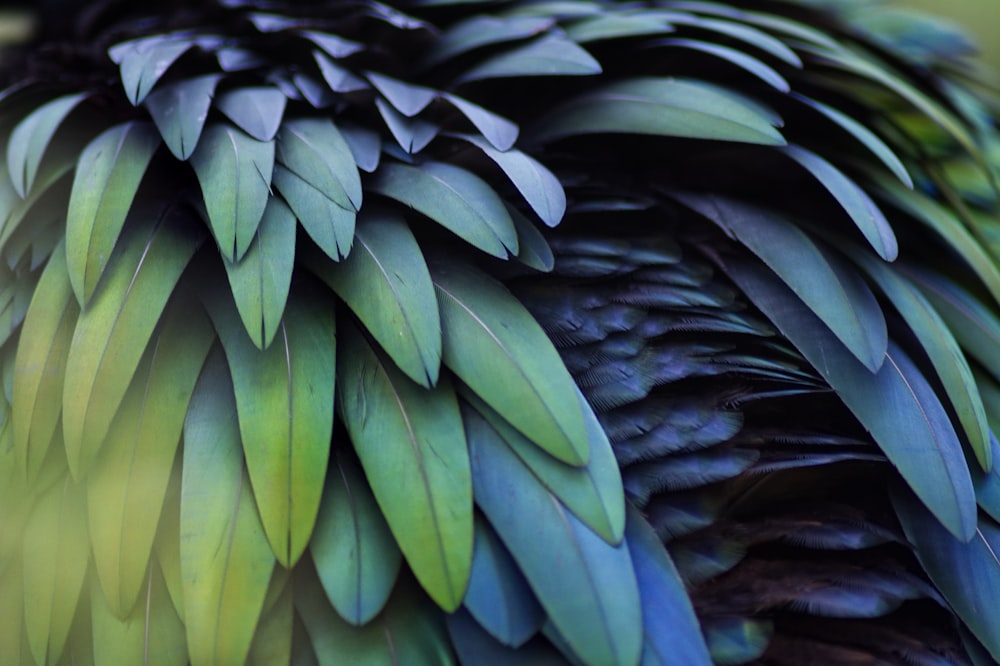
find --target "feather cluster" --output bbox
[2,0,1000,664]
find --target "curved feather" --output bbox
[61,207,205,478]
[153,469,185,624]
[190,124,274,262]
[457,35,601,82]
[181,348,276,666]
[893,488,1000,661]
[375,98,440,154]
[277,118,361,211]
[7,93,87,198]
[223,195,296,350]
[22,479,89,666]
[565,12,676,43]
[313,50,369,94]
[301,30,364,58]
[310,453,402,626]
[275,117,361,259]
[65,121,162,305]
[90,569,187,666]
[215,87,287,142]
[529,78,786,145]
[144,74,221,160]
[733,8,842,49]
[297,571,455,665]
[779,144,898,262]
[207,282,336,567]
[111,34,198,105]
[338,321,472,612]
[311,211,441,387]
[803,44,985,171]
[664,12,803,66]
[12,244,77,480]
[87,297,214,617]
[848,248,991,470]
[464,390,625,543]
[726,256,977,541]
[338,123,381,173]
[421,15,555,68]
[673,193,888,372]
[625,505,712,666]
[874,176,1000,308]
[443,94,519,151]
[463,516,544,647]
[659,39,790,91]
[370,160,518,258]
[908,270,1000,381]
[467,408,642,666]
[446,608,563,665]
[973,434,1000,521]
[0,563,27,666]
[793,93,912,188]
[509,204,556,271]
[433,261,589,465]
[0,148,77,258]
[247,577,294,665]
[367,71,436,117]
[454,133,566,227]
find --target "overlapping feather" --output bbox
[1,0,999,664]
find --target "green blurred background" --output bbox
[0,2,996,70]
[896,0,1000,70]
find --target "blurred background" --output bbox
[0,1,996,73]
[0,2,996,66]
[894,0,1000,70]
